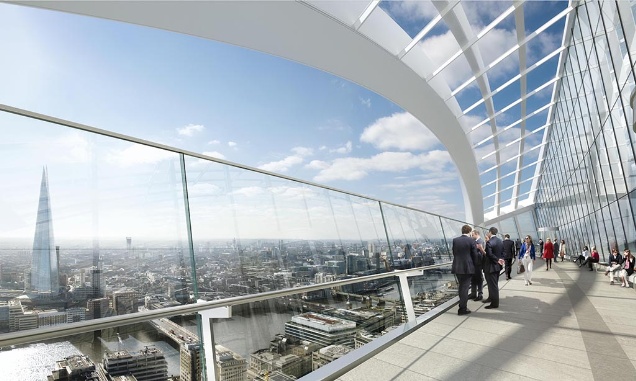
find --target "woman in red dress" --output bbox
[543,238,554,271]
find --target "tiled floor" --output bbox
[339,260,636,380]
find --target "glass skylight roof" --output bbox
[337,0,572,219]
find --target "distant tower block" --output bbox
[30,167,59,295]
[126,237,132,256]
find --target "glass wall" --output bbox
[0,108,475,380]
[534,0,636,260]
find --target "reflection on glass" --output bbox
[0,314,201,380]
[409,264,455,317]
[211,283,403,380]
[0,112,196,340]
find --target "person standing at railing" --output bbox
[482,227,504,309]
[469,229,485,301]
[502,234,516,280]
[452,225,480,316]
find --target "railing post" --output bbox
[198,305,232,381]
[398,270,422,323]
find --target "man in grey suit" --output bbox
[482,227,504,309]
[452,225,479,315]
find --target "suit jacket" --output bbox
[484,236,504,273]
[451,234,479,275]
[502,238,515,259]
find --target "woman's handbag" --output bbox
[517,263,525,274]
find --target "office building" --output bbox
[284,313,357,347]
[103,346,168,381]
[30,168,59,295]
[311,345,352,371]
[112,289,139,316]
[37,310,67,327]
[87,298,111,320]
[215,344,246,381]
[47,355,108,381]
[180,343,202,381]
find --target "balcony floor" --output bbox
[339,260,636,380]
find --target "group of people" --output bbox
[574,246,599,270]
[572,246,635,287]
[451,225,506,315]
[537,238,567,267]
[451,225,636,315]
[602,248,634,287]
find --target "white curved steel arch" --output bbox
[18,0,484,223]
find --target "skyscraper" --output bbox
[30,167,59,295]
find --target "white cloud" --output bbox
[359,97,371,108]
[208,140,220,145]
[258,147,313,173]
[232,186,264,197]
[106,144,175,167]
[384,1,438,22]
[313,150,452,182]
[46,132,90,164]
[228,141,237,147]
[202,151,226,160]
[306,160,329,170]
[417,26,518,88]
[462,2,514,28]
[259,155,304,173]
[330,141,352,154]
[177,124,205,136]
[291,146,313,157]
[360,112,440,151]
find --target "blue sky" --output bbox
[0,2,566,240]
[0,2,469,240]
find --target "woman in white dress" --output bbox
[519,236,536,285]
[558,239,566,262]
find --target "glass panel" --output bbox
[379,203,450,267]
[0,111,194,334]
[409,263,455,318]
[515,211,537,240]
[212,283,403,380]
[0,313,204,380]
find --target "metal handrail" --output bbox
[0,262,453,347]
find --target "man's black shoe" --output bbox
[474,296,483,301]
[468,295,476,300]
[484,305,499,309]
[458,309,471,316]
[481,298,492,304]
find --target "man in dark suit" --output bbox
[468,229,485,301]
[502,234,516,280]
[452,225,479,315]
[482,227,504,309]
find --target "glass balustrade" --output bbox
[0,106,484,380]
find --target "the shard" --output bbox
[30,167,59,295]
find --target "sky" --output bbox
[0,1,565,241]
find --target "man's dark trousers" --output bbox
[504,258,513,279]
[469,269,483,298]
[457,274,472,312]
[485,270,500,307]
